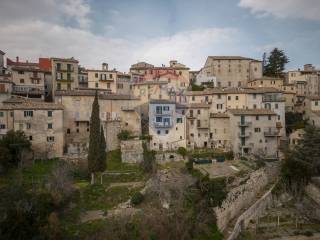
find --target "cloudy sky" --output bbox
[0,0,319,71]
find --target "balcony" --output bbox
[238,142,254,149]
[12,85,44,94]
[56,76,74,82]
[55,66,74,72]
[99,77,114,82]
[264,128,279,137]
[30,75,41,80]
[154,110,173,116]
[262,96,285,102]
[238,121,251,127]
[154,122,172,128]
[121,106,135,111]
[238,131,252,138]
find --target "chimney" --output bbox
[16,56,19,63]
[102,63,108,71]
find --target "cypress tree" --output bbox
[264,48,289,77]
[98,125,107,172]
[88,91,101,184]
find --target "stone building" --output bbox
[185,103,210,149]
[54,90,141,154]
[87,63,117,92]
[248,77,283,90]
[78,66,88,89]
[0,97,64,159]
[228,109,279,158]
[149,99,186,151]
[51,57,79,92]
[303,96,320,127]
[6,57,51,99]
[199,56,262,88]
[116,72,132,95]
[130,60,190,93]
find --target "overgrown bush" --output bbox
[177,147,187,159]
[117,130,133,141]
[131,192,144,206]
[185,158,193,172]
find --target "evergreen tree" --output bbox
[98,126,106,172]
[88,91,101,184]
[264,48,289,77]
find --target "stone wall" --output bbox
[226,184,275,240]
[214,162,280,232]
[120,139,143,163]
[301,181,320,221]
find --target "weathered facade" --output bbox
[0,97,64,159]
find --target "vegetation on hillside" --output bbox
[0,130,31,173]
[280,126,320,196]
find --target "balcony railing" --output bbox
[55,66,74,72]
[154,122,172,128]
[12,85,44,93]
[264,128,279,137]
[154,110,173,115]
[238,121,251,127]
[238,132,252,138]
[238,142,254,148]
[99,77,114,81]
[56,76,74,81]
[121,106,135,111]
[262,96,285,102]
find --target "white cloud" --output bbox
[59,0,91,29]
[239,0,320,21]
[0,19,239,71]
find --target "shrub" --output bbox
[177,147,187,159]
[117,130,132,141]
[131,192,144,206]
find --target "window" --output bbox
[235,96,239,100]
[95,82,99,88]
[253,104,257,109]
[156,117,162,122]
[0,112,3,117]
[109,74,113,79]
[256,116,259,120]
[67,64,72,71]
[218,94,221,99]
[190,120,194,125]
[95,73,98,78]
[20,79,24,83]
[228,96,231,100]
[157,130,161,135]
[117,83,123,89]
[56,63,61,70]
[47,136,55,142]
[67,73,71,80]
[316,101,319,106]
[67,128,70,134]
[0,124,5,129]
[48,123,53,129]
[48,111,53,117]
[163,106,169,111]
[165,130,169,134]
[275,103,278,109]
[29,136,33,141]
[18,71,24,74]
[190,133,194,137]
[228,82,231,87]
[24,111,33,117]
[76,128,79,133]
[26,123,31,129]
[268,115,271,120]
[192,96,195,101]
[67,83,71,90]
[176,118,182,123]
[254,128,261,132]
[57,83,61,90]
[197,109,201,114]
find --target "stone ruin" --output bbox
[120,139,144,163]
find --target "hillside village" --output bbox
[1,49,320,240]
